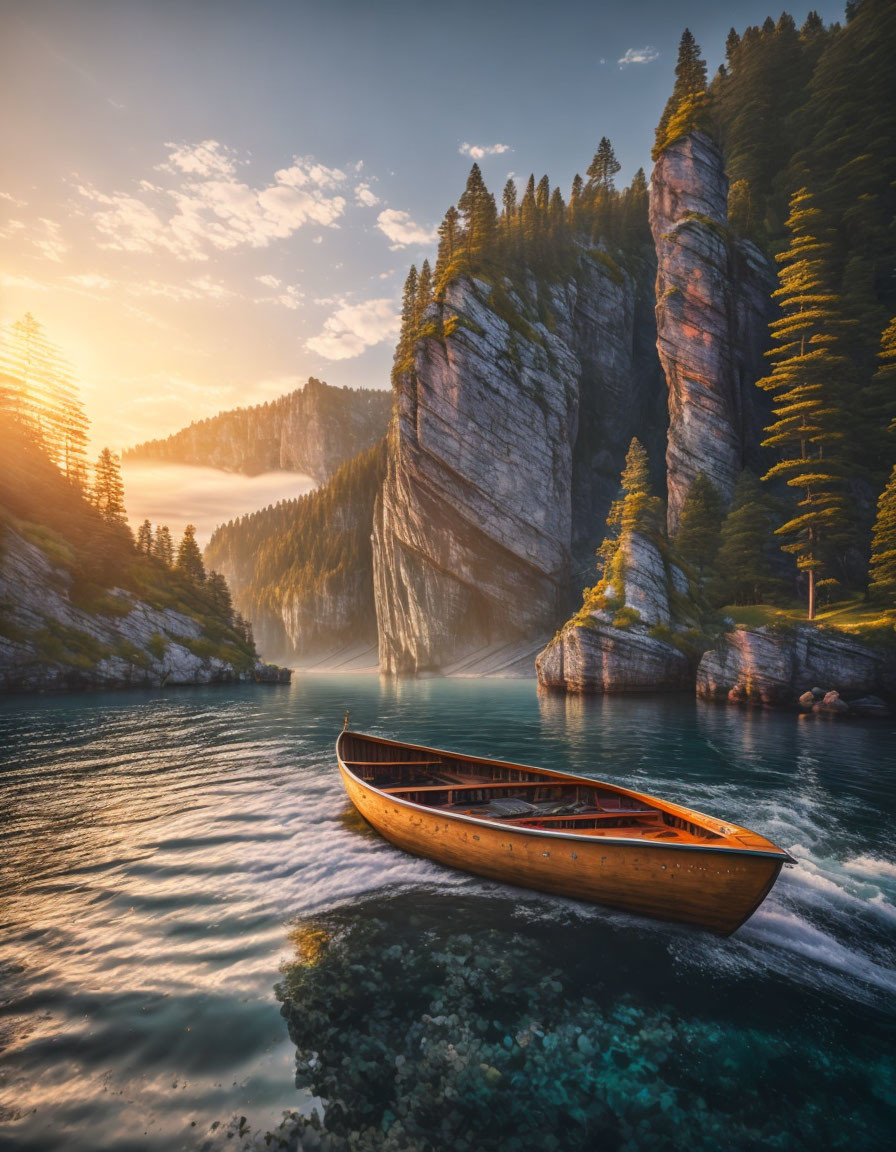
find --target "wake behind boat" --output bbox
[336,729,794,935]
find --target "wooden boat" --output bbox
[337,729,795,935]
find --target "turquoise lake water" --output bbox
[1,677,894,1150]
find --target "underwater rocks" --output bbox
[650,131,774,531]
[265,894,894,1152]
[696,626,896,711]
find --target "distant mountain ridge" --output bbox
[124,377,392,484]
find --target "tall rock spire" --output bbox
[649,131,774,532]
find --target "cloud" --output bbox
[355,182,380,207]
[124,276,234,303]
[33,218,67,262]
[161,139,238,178]
[0,273,49,291]
[78,147,349,260]
[255,276,304,310]
[67,273,115,289]
[617,46,659,66]
[0,191,27,207]
[459,142,511,160]
[376,209,437,249]
[306,298,400,360]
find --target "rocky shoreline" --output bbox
[696,625,895,715]
[0,526,291,694]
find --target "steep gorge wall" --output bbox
[650,132,775,531]
[373,256,665,675]
[125,377,391,484]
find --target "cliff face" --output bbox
[535,529,698,695]
[697,626,896,708]
[125,377,391,484]
[650,132,775,530]
[205,441,385,664]
[0,527,275,691]
[373,258,664,675]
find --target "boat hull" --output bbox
[339,764,782,936]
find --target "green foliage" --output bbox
[586,137,621,194]
[205,440,388,652]
[92,447,129,531]
[114,637,152,669]
[757,186,854,619]
[709,470,782,606]
[0,412,253,673]
[612,606,641,629]
[674,473,725,576]
[709,0,896,504]
[176,524,206,584]
[0,313,90,489]
[868,464,896,605]
[135,519,153,555]
[147,632,168,660]
[32,622,113,670]
[654,30,710,158]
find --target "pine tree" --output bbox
[434,205,460,293]
[586,137,621,194]
[92,448,128,527]
[863,315,896,470]
[654,29,710,159]
[549,187,566,236]
[1,313,90,487]
[206,570,234,621]
[519,175,537,247]
[595,439,663,582]
[177,524,206,584]
[675,473,725,576]
[457,163,497,267]
[535,175,550,215]
[136,519,153,554]
[415,259,432,327]
[621,168,649,247]
[868,464,896,604]
[569,174,584,231]
[392,265,418,383]
[709,470,781,606]
[501,178,518,224]
[153,524,174,566]
[757,186,852,620]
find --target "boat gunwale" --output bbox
[337,731,795,864]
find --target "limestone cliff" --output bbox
[124,377,391,484]
[650,132,775,530]
[205,441,385,664]
[373,257,665,675]
[0,527,285,691]
[535,530,697,694]
[697,626,896,709]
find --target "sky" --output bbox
[0,0,848,453]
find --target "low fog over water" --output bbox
[122,462,316,545]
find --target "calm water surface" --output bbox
[0,677,894,1150]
